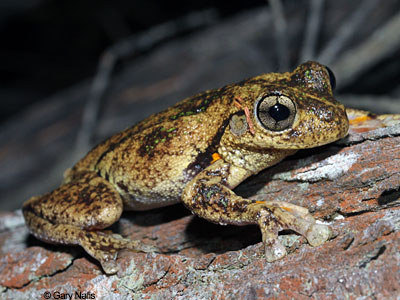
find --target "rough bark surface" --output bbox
[0,114,399,299]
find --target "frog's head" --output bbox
[230,61,349,150]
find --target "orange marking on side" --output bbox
[234,96,255,135]
[349,115,372,125]
[211,152,221,164]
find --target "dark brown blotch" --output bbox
[138,126,178,157]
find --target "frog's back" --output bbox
[70,85,237,209]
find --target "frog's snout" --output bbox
[316,104,349,143]
[334,105,350,139]
[287,103,349,148]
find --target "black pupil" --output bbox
[268,103,290,121]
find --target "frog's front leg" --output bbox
[182,159,331,261]
[23,171,155,274]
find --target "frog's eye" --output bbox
[255,95,296,131]
[324,66,336,90]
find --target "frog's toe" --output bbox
[100,258,119,275]
[274,208,332,248]
[305,223,331,247]
[257,209,287,261]
[264,240,287,262]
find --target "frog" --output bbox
[23,61,349,274]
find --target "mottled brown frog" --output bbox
[23,61,349,274]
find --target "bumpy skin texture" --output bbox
[23,61,349,274]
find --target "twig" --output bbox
[267,0,289,71]
[299,0,325,63]
[332,10,400,87]
[317,0,379,64]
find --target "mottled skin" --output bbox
[23,61,349,274]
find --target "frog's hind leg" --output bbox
[23,171,155,274]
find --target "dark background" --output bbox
[0,0,264,124]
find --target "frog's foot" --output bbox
[251,201,331,261]
[182,160,331,263]
[79,230,158,274]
